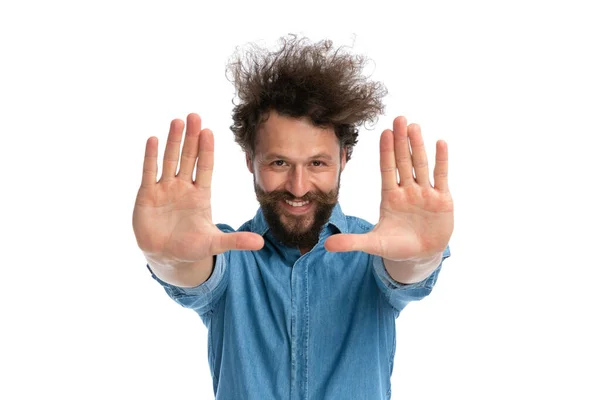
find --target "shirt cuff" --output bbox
[147,252,227,306]
[373,245,451,290]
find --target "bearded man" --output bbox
[132,35,453,400]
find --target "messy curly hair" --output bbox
[226,34,387,161]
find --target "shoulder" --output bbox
[343,214,375,234]
[237,219,254,232]
[215,219,255,233]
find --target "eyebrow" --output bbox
[263,153,335,162]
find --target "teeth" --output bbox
[285,200,310,207]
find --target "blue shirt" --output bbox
[148,203,451,400]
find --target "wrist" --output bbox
[383,252,443,284]
[145,253,215,288]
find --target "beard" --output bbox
[254,178,340,250]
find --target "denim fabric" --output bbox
[148,203,450,400]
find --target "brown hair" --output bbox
[226,34,387,161]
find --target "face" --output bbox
[247,111,347,249]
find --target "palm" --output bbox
[132,114,263,263]
[134,179,216,262]
[325,116,453,260]
[371,179,454,260]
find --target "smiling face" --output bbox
[247,111,347,250]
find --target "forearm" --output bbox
[383,252,443,284]
[145,253,215,288]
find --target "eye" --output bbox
[311,160,324,167]
[272,160,286,167]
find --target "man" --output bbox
[132,35,453,399]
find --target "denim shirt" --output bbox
[148,203,451,400]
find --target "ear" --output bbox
[245,152,254,173]
[340,147,347,172]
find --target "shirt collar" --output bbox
[250,202,348,236]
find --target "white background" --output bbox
[1,0,599,398]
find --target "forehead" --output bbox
[255,111,339,157]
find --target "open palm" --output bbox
[325,116,453,260]
[132,114,263,264]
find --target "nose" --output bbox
[285,166,310,199]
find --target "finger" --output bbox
[177,113,202,180]
[380,130,397,191]
[194,129,214,189]
[393,116,415,185]
[433,140,449,192]
[212,232,264,254]
[160,119,184,181]
[324,233,380,255]
[141,136,158,187]
[407,123,431,187]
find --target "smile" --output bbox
[285,200,310,207]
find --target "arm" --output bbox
[132,114,263,293]
[325,115,454,289]
[372,245,450,312]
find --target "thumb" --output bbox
[324,233,376,254]
[212,232,265,255]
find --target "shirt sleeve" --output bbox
[146,223,234,316]
[372,245,451,313]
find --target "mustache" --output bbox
[256,188,338,205]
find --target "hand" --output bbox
[324,116,454,261]
[132,113,264,264]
